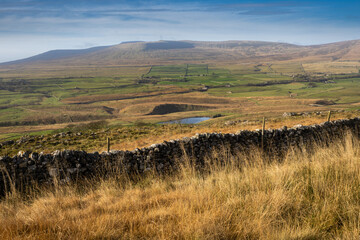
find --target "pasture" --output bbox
[0,61,360,144]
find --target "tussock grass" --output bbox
[1,133,360,239]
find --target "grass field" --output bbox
[0,61,360,148]
[1,133,360,239]
[303,61,360,74]
[1,110,359,156]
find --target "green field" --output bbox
[146,64,360,103]
[0,62,360,144]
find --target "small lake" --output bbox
[160,117,211,124]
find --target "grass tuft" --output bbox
[0,133,360,239]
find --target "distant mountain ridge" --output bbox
[1,46,110,65]
[2,40,360,66]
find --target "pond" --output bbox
[159,117,211,124]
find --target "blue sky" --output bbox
[1,0,360,62]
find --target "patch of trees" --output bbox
[247,80,293,87]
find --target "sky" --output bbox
[1,0,360,62]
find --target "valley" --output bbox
[0,40,360,154]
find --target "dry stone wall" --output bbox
[0,118,359,196]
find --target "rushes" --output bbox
[0,133,360,239]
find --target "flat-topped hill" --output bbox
[3,39,360,67]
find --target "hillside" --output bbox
[1,124,360,239]
[2,40,360,67]
[0,46,109,66]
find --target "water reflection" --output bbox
[160,117,211,124]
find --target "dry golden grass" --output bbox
[303,61,360,74]
[62,86,190,104]
[0,65,149,78]
[1,133,360,239]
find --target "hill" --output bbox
[0,46,109,66]
[2,40,360,67]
